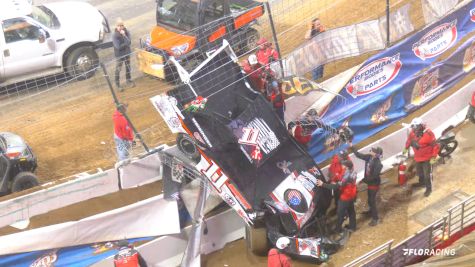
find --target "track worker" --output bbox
[404,118,438,197]
[328,150,352,211]
[316,160,357,233]
[242,54,265,92]
[304,18,326,80]
[114,240,148,267]
[268,237,292,267]
[256,38,279,66]
[350,144,383,226]
[113,103,135,162]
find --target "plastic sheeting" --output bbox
[0,195,180,256]
[118,151,163,189]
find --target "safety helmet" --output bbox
[276,237,290,249]
[248,54,258,65]
[410,117,423,127]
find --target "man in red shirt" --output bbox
[328,150,351,210]
[256,38,279,67]
[114,240,148,267]
[266,80,286,122]
[466,91,475,123]
[268,237,292,267]
[113,103,134,161]
[404,118,438,197]
[242,54,265,92]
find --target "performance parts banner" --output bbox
[309,1,475,163]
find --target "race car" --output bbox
[150,40,338,261]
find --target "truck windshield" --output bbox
[156,0,198,31]
[28,6,60,29]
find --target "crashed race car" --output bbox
[151,40,340,262]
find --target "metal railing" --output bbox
[345,195,475,267]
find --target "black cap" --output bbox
[371,146,383,156]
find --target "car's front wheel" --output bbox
[65,46,98,80]
[11,172,39,192]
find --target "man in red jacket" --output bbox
[113,103,134,162]
[114,240,148,267]
[268,237,292,267]
[317,160,357,233]
[404,118,438,197]
[256,38,279,66]
[242,54,265,92]
[328,150,351,210]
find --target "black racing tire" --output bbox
[11,172,39,192]
[176,133,201,162]
[245,225,269,256]
[65,46,98,80]
[438,140,458,157]
[244,28,260,52]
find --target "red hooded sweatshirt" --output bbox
[405,127,438,162]
[113,110,133,141]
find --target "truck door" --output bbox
[1,17,56,79]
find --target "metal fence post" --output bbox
[447,210,452,237]
[265,2,285,78]
[461,202,465,232]
[428,225,433,249]
[100,63,150,153]
[386,0,390,47]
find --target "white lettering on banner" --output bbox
[357,20,385,53]
[247,118,280,154]
[346,54,402,97]
[402,248,456,256]
[379,4,414,43]
[412,20,457,60]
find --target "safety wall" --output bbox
[0,145,169,229]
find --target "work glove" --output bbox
[402,148,408,155]
[430,157,437,165]
[410,140,420,149]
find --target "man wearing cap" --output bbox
[349,143,383,226]
[242,54,265,92]
[113,103,135,162]
[256,38,279,66]
[113,18,135,91]
[268,237,292,267]
[113,240,148,267]
[404,118,438,197]
[317,160,357,233]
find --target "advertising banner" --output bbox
[309,1,475,163]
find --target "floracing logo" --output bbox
[463,40,475,72]
[410,68,440,106]
[412,20,457,60]
[31,251,58,267]
[346,54,402,98]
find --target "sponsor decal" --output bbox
[410,68,440,106]
[239,127,260,145]
[193,132,206,146]
[185,96,208,112]
[412,20,457,60]
[284,189,308,213]
[192,118,212,148]
[247,118,280,154]
[471,8,475,22]
[171,159,184,183]
[463,40,475,72]
[31,251,58,267]
[281,76,321,97]
[224,193,236,206]
[151,95,183,133]
[346,54,402,98]
[297,238,320,258]
[371,95,394,124]
[277,160,292,174]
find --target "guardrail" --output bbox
[345,195,475,267]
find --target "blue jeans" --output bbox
[312,65,325,80]
[114,135,131,161]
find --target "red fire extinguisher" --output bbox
[398,160,407,186]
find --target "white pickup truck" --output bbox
[0,0,111,86]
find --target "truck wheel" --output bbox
[66,46,98,80]
[11,172,39,192]
[245,225,268,256]
[176,133,201,162]
[244,28,260,52]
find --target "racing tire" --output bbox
[11,172,39,192]
[244,28,260,52]
[438,140,458,158]
[245,225,269,256]
[176,133,201,162]
[65,46,98,80]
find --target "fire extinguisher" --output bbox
[398,159,407,186]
